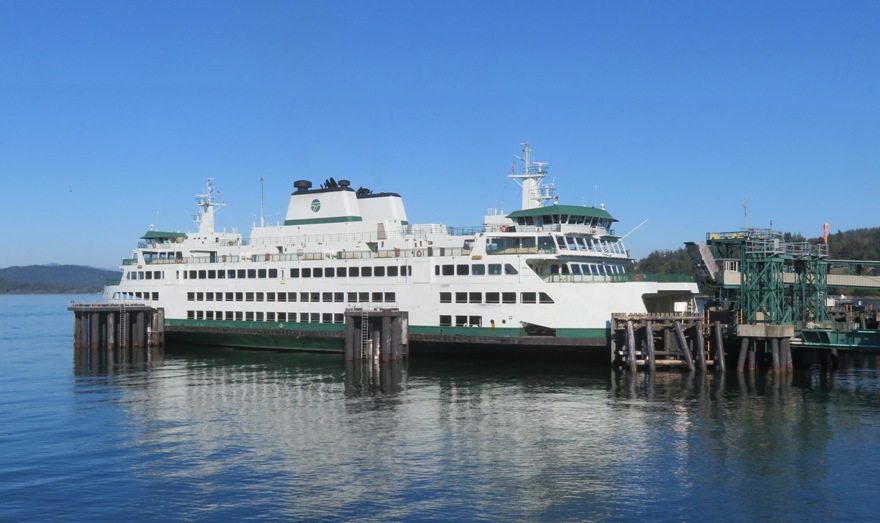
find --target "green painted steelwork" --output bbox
[142,231,188,241]
[508,205,617,222]
[797,328,880,350]
[705,228,830,327]
[283,216,364,226]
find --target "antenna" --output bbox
[743,197,748,228]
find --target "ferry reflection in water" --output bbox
[70,345,880,522]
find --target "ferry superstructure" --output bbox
[105,144,698,353]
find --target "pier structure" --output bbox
[684,228,880,370]
[68,302,164,351]
[688,229,828,372]
[343,306,409,361]
[610,313,725,372]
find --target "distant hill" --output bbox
[636,226,880,279]
[0,265,119,294]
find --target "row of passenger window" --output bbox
[114,291,159,301]
[439,291,554,304]
[187,291,396,304]
[552,263,626,275]
[184,268,279,279]
[555,235,625,254]
[182,265,414,280]
[291,265,412,278]
[125,270,164,280]
[188,310,346,324]
[434,263,519,276]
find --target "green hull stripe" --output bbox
[284,216,363,226]
[166,319,606,340]
[166,318,345,333]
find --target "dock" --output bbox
[68,302,164,350]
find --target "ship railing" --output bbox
[144,246,480,266]
[508,224,614,235]
[540,273,694,284]
[346,301,400,311]
[246,227,447,248]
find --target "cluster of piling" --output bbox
[734,325,795,373]
[611,313,725,372]
[343,307,409,361]
[69,303,164,351]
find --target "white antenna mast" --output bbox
[508,142,555,209]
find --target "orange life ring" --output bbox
[151,242,157,248]
[500,225,508,232]
[416,250,422,257]
[633,273,643,282]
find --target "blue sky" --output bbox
[1,1,877,268]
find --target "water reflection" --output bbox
[73,345,164,375]
[66,345,880,521]
[344,359,408,397]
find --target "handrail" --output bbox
[540,273,694,284]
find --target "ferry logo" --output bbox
[311,199,321,213]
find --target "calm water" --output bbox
[2,295,880,522]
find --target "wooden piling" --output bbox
[771,338,781,373]
[714,321,726,372]
[343,308,408,361]
[737,337,749,372]
[625,320,637,372]
[645,321,656,371]
[674,321,695,371]
[781,338,792,371]
[695,320,707,372]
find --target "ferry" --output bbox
[104,144,698,354]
